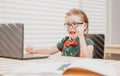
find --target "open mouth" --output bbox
[69,31,76,36]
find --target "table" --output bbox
[105,45,120,54]
[0,55,120,76]
[104,45,120,60]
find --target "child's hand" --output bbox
[25,46,35,54]
[77,24,84,37]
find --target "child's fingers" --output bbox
[27,51,30,54]
[27,50,35,54]
[25,46,33,50]
[76,28,84,37]
[25,49,33,54]
[25,46,34,54]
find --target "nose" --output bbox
[69,25,73,29]
[69,24,74,29]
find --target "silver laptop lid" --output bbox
[0,23,24,59]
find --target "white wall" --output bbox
[111,0,120,44]
[0,0,111,45]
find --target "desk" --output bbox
[105,45,120,54]
[0,55,120,76]
[105,45,120,60]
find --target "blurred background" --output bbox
[0,0,119,49]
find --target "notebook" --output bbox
[0,23,49,59]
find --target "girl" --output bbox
[25,8,94,58]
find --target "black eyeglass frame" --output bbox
[64,22,84,28]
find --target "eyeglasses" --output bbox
[64,22,84,28]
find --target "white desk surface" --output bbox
[0,55,120,76]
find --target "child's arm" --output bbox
[79,36,94,58]
[77,23,94,58]
[25,46,59,55]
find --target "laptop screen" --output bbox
[0,23,24,59]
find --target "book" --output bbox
[61,59,116,76]
[7,59,116,76]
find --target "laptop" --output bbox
[0,23,49,59]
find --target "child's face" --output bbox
[65,15,87,40]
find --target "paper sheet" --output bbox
[7,59,117,76]
[7,62,67,75]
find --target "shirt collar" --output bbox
[68,37,79,42]
[68,35,86,42]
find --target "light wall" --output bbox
[111,0,120,44]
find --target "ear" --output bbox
[84,23,88,30]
